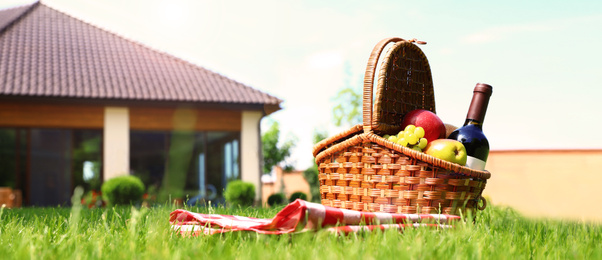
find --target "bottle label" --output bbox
[466,156,486,170]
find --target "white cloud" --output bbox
[461,23,554,44]
[306,50,343,70]
[461,14,602,45]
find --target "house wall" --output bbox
[0,101,242,131]
[241,111,263,201]
[262,182,276,206]
[129,106,241,131]
[483,150,602,222]
[103,107,130,180]
[261,166,311,206]
[0,101,103,128]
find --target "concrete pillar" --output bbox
[240,111,263,201]
[103,107,130,181]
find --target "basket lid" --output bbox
[363,38,435,134]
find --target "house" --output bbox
[0,1,281,206]
[261,166,311,205]
[483,149,602,222]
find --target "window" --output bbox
[130,130,240,203]
[130,131,168,192]
[29,129,72,206]
[0,127,240,206]
[0,129,26,190]
[0,128,102,206]
[204,131,240,201]
[72,130,103,192]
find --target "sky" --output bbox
[3,0,602,170]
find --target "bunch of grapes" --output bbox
[383,125,428,152]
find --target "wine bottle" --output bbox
[447,83,493,170]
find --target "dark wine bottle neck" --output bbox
[463,119,483,129]
[465,83,492,125]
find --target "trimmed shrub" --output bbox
[267,193,286,207]
[101,175,145,206]
[224,180,255,207]
[289,191,308,202]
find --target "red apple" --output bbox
[400,109,446,142]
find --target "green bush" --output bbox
[267,193,286,207]
[101,175,145,206]
[289,191,308,202]
[224,180,255,207]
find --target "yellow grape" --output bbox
[406,133,418,145]
[404,125,416,133]
[397,131,405,139]
[388,135,398,143]
[403,130,412,139]
[397,137,408,146]
[418,138,428,149]
[414,127,425,139]
[411,146,422,152]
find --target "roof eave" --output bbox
[0,95,282,114]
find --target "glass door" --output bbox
[29,129,72,206]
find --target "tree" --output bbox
[332,63,363,127]
[332,87,362,127]
[261,120,296,174]
[303,128,328,202]
[311,128,329,149]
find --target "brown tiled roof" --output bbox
[0,1,282,110]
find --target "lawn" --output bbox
[0,199,600,260]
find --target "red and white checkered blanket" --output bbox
[170,199,459,236]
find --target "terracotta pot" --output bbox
[0,187,15,208]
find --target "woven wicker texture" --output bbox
[363,38,435,134]
[314,37,490,215]
[373,41,435,133]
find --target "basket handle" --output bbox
[477,196,487,210]
[363,37,404,132]
[362,38,427,133]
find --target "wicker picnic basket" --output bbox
[312,37,491,215]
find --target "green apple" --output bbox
[424,139,467,165]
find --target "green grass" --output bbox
[0,200,601,260]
